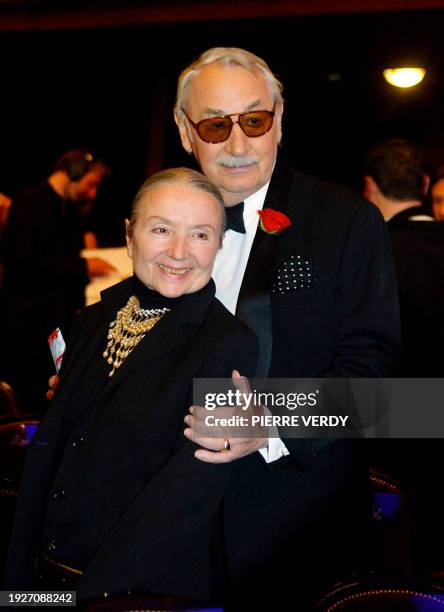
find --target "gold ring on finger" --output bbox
[220,438,231,453]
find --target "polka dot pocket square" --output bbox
[272,254,317,294]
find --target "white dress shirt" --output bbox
[212,182,289,463]
[212,182,269,314]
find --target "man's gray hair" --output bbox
[127,167,226,239]
[175,47,284,119]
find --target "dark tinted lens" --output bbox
[239,111,274,136]
[198,117,233,143]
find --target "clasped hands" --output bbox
[184,370,268,463]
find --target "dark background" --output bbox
[1,5,444,244]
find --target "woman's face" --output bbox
[431,178,444,221]
[126,183,223,297]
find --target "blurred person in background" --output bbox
[363,137,443,376]
[364,138,444,573]
[0,150,115,415]
[363,138,433,225]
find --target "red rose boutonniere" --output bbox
[258,208,292,235]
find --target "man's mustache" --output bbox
[216,155,259,168]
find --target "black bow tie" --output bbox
[225,201,246,234]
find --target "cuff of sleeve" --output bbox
[258,436,290,463]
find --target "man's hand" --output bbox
[46,374,59,401]
[85,257,116,278]
[184,370,268,463]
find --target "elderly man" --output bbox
[175,48,401,608]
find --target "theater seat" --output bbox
[0,417,40,578]
[316,580,444,611]
[369,467,412,575]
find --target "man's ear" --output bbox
[363,175,378,201]
[125,219,133,258]
[174,111,193,155]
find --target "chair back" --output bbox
[0,417,40,496]
[0,417,39,582]
[369,467,412,575]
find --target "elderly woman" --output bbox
[5,168,257,604]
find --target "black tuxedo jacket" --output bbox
[221,158,401,608]
[4,278,258,603]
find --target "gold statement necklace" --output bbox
[103,295,170,377]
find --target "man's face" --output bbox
[126,183,222,297]
[177,63,282,206]
[432,179,444,221]
[68,169,105,204]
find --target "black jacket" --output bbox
[4,278,258,603]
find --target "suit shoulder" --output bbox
[290,169,380,221]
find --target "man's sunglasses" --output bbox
[181,104,276,144]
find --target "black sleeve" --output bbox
[327,202,401,377]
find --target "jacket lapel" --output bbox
[235,156,294,377]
